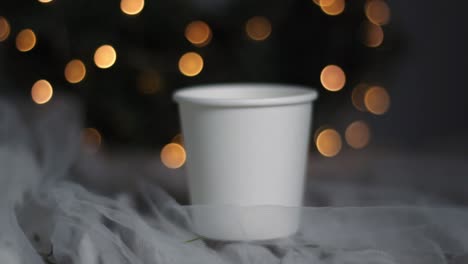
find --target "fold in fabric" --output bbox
[7,183,468,264]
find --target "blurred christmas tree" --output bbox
[0,0,400,157]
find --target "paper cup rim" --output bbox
[173,83,318,107]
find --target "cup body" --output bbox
[174,84,317,241]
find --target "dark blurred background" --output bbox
[0,0,467,160]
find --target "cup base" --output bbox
[188,205,301,241]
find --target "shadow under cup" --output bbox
[174,84,318,241]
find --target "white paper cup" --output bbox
[174,84,318,241]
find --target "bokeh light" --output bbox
[16,29,36,52]
[185,21,212,47]
[320,65,346,92]
[82,128,102,153]
[38,0,53,3]
[351,83,369,112]
[245,16,272,41]
[364,86,390,115]
[362,21,384,48]
[64,59,86,84]
[161,143,186,169]
[365,0,390,25]
[94,45,117,69]
[178,52,204,77]
[320,0,345,16]
[345,121,371,149]
[171,133,184,146]
[0,17,11,42]
[313,126,327,144]
[120,0,145,15]
[138,70,162,94]
[31,80,53,104]
[316,128,342,158]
